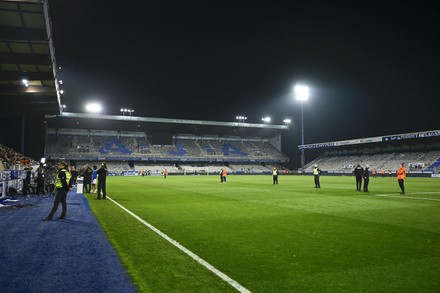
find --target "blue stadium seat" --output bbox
[222,143,247,156]
[99,139,132,154]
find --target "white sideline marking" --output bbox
[107,196,252,293]
[372,192,440,202]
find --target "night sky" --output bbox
[4,0,440,165]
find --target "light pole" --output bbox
[294,85,309,167]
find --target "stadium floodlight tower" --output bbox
[261,116,271,125]
[294,84,309,167]
[121,108,134,116]
[236,115,247,124]
[85,103,102,114]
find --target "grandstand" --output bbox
[43,112,291,174]
[299,130,440,176]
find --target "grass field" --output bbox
[84,175,440,293]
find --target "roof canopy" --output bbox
[0,0,60,115]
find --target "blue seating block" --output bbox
[99,139,132,154]
[222,143,247,156]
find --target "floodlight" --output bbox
[294,85,309,101]
[86,103,102,113]
[283,118,291,124]
[121,108,134,116]
[236,115,247,121]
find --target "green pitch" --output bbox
[85,175,440,292]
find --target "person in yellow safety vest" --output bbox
[272,167,278,185]
[397,162,407,195]
[43,161,72,221]
[313,164,321,188]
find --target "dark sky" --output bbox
[4,0,440,165]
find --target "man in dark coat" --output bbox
[97,162,108,199]
[363,164,370,192]
[354,164,364,191]
[80,164,93,193]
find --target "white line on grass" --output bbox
[107,196,252,293]
[372,192,440,202]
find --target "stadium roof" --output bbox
[0,0,61,115]
[45,112,289,139]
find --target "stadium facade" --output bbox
[43,112,291,175]
[299,130,440,177]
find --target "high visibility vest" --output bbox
[56,168,71,188]
[313,168,319,175]
[273,169,278,176]
[397,167,406,180]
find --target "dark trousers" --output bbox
[398,179,405,194]
[23,179,30,196]
[47,188,68,219]
[83,178,92,193]
[36,177,45,195]
[356,176,363,191]
[97,181,106,199]
[314,175,320,188]
[363,178,369,192]
[273,175,278,184]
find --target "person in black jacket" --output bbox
[354,164,364,191]
[97,162,108,199]
[36,163,45,196]
[80,164,93,193]
[22,166,32,197]
[363,164,370,192]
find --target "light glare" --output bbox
[86,103,102,113]
[294,85,309,101]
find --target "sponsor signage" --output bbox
[299,129,440,150]
[383,130,440,142]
